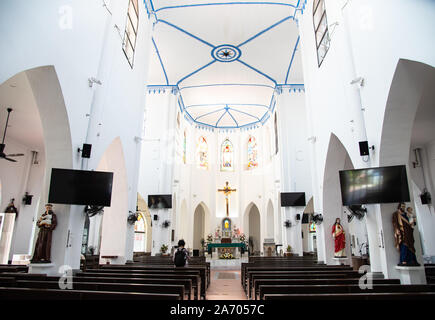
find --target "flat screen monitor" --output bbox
[48,168,113,207]
[148,194,172,209]
[339,165,410,205]
[281,192,306,207]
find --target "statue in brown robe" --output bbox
[392,202,419,266]
[31,204,57,263]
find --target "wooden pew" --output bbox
[247,272,356,299]
[258,284,435,300]
[76,271,202,300]
[0,279,185,300]
[72,276,193,300]
[0,287,180,300]
[98,265,208,299]
[253,278,402,299]
[263,292,435,300]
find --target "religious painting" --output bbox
[220,138,234,171]
[274,112,279,155]
[197,136,208,169]
[134,213,146,252]
[183,130,186,164]
[247,135,258,169]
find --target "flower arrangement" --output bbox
[160,244,168,254]
[239,233,247,243]
[219,249,235,259]
[207,233,213,243]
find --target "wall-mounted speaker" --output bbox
[421,191,431,205]
[359,141,369,156]
[153,215,158,221]
[296,214,301,221]
[82,143,92,158]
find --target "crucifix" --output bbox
[218,181,237,217]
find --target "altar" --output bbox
[207,242,247,259]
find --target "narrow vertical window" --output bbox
[221,138,234,172]
[183,130,187,164]
[247,136,258,170]
[123,0,139,67]
[197,136,208,170]
[313,0,330,67]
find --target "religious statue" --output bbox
[4,198,18,219]
[392,203,420,266]
[332,218,346,258]
[31,203,57,263]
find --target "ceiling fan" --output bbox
[0,108,24,162]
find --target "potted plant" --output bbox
[285,245,293,257]
[160,244,169,255]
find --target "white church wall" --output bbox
[408,143,435,258]
[0,0,151,272]
[276,92,313,256]
[298,0,435,276]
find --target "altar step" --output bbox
[206,257,248,270]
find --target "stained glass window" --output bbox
[247,135,258,169]
[134,213,145,252]
[197,136,208,169]
[220,138,234,171]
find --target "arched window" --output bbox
[134,213,146,252]
[197,136,208,169]
[220,138,234,171]
[247,135,258,169]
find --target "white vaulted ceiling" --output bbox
[145,0,306,129]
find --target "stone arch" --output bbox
[243,202,261,255]
[321,133,354,265]
[97,137,129,264]
[1,66,73,269]
[192,202,210,251]
[377,59,435,275]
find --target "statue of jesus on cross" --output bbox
[218,181,237,217]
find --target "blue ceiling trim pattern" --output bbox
[179,83,275,90]
[237,15,294,48]
[157,19,215,48]
[285,35,300,84]
[154,2,298,13]
[177,60,217,85]
[211,45,242,62]
[151,38,169,85]
[144,1,305,130]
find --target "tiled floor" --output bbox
[207,270,247,300]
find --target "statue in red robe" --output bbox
[332,218,346,258]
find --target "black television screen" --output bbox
[48,168,113,206]
[281,192,306,207]
[339,165,410,205]
[148,194,172,209]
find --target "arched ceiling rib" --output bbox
[145,0,306,129]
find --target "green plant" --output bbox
[286,245,292,253]
[160,244,168,254]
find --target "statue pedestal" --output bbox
[395,266,426,284]
[28,263,55,275]
[332,257,349,266]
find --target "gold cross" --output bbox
[218,181,237,217]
